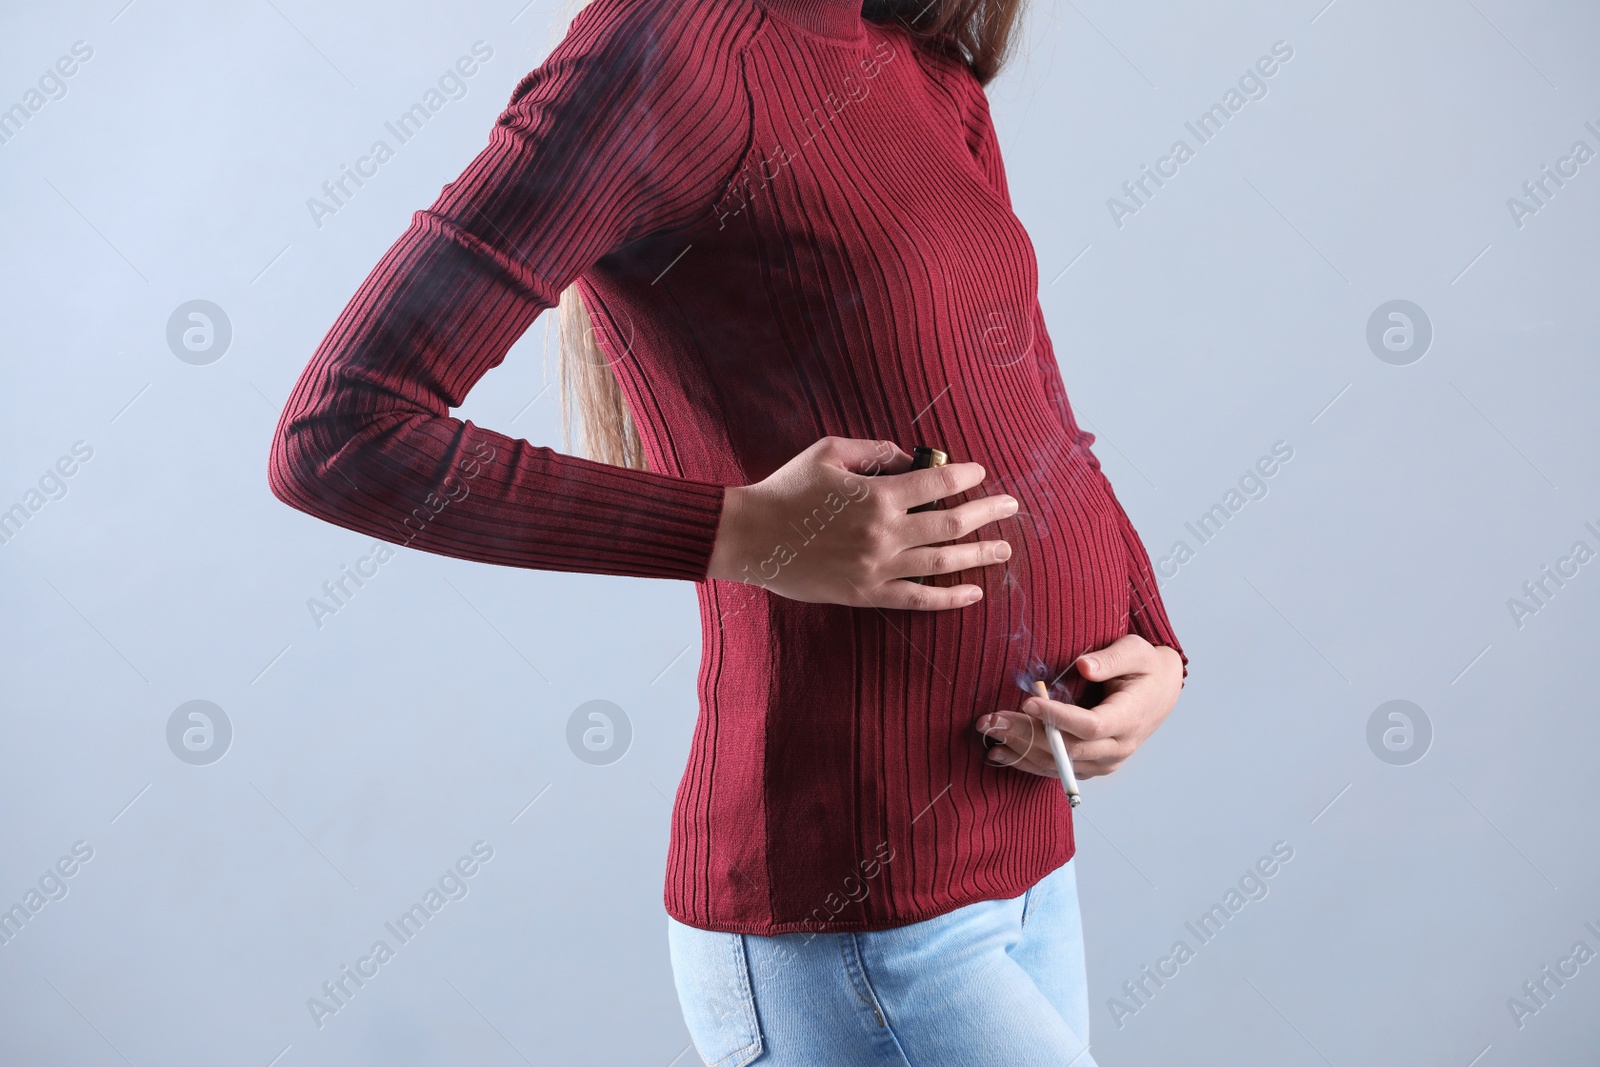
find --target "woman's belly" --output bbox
[894,425,1131,720]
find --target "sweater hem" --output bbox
[664,842,1076,936]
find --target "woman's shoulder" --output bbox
[504,0,766,129]
[557,0,768,61]
[894,26,989,131]
[901,27,981,91]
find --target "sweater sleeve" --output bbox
[268,0,753,582]
[956,65,1188,674]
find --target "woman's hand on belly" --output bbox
[706,436,1018,610]
[975,635,1184,779]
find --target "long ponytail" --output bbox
[556,0,1026,469]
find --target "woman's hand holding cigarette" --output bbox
[706,436,1017,609]
[976,635,1183,780]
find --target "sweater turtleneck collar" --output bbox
[757,0,868,42]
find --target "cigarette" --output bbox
[1033,680,1081,808]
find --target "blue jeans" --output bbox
[667,859,1096,1066]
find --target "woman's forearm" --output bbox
[269,389,728,583]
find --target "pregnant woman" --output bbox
[269,0,1185,1061]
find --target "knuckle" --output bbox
[871,524,900,555]
[866,494,897,522]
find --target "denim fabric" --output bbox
[667,860,1096,1066]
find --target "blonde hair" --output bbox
[554,286,647,470]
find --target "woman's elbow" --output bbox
[267,412,341,519]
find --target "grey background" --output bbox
[2,0,1596,1063]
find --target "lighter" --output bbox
[906,446,949,513]
[906,445,949,582]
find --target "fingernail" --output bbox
[966,587,983,603]
[995,543,1012,561]
[1081,657,1099,673]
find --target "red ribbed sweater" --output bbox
[270,0,1185,934]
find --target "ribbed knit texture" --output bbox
[270,0,1185,934]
